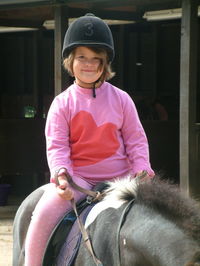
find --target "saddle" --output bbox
[42,182,108,266]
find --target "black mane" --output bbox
[135,176,200,243]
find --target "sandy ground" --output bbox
[0,196,24,266]
[0,219,13,266]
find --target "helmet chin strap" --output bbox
[92,78,102,98]
[75,79,101,98]
[92,84,96,98]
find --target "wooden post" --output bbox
[179,0,198,195]
[32,31,38,113]
[34,30,44,118]
[118,25,124,89]
[54,5,69,96]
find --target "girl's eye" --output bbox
[93,58,101,64]
[75,56,102,65]
[76,56,85,61]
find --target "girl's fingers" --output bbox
[58,179,68,190]
[57,185,74,200]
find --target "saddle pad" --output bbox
[55,204,94,266]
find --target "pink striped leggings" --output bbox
[25,176,93,266]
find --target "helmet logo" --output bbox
[84,22,94,37]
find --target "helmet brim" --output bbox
[62,42,114,62]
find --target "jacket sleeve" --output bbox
[121,93,154,177]
[45,96,73,181]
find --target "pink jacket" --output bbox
[45,82,154,183]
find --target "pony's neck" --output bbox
[126,204,199,266]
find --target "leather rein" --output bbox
[55,172,104,265]
[67,175,104,266]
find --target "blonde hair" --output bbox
[63,47,115,85]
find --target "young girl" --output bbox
[25,13,154,266]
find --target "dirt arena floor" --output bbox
[0,218,13,266]
[0,202,20,266]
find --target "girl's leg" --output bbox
[25,177,92,266]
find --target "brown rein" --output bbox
[67,175,103,266]
[55,173,104,266]
[67,175,104,202]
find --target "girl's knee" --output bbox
[32,186,70,222]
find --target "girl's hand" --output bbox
[56,175,74,200]
[135,170,151,181]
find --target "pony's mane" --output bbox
[105,175,200,242]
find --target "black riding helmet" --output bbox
[62,13,115,62]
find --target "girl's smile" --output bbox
[73,46,104,88]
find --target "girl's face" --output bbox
[73,46,104,88]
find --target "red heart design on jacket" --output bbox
[70,111,120,166]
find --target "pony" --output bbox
[13,176,200,266]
